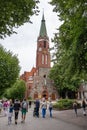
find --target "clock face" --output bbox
[43,50,46,53]
[39,47,42,51]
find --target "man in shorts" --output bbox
[21,99,28,123]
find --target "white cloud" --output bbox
[0,0,61,75]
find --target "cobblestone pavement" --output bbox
[0,107,87,130]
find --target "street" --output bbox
[0,106,87,130]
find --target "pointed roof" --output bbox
[39,13,47,37]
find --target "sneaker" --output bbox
[21,120,23,123]
[15,121,17,124]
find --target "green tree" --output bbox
[0,0,39,39]
[0,45,20,96]
[49,0,87,97]
[4,79,26,100]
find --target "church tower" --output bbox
[36,13,51,77]
[32,13,58,100]
[20,13,58,100]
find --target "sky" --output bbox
[0,0,61,75]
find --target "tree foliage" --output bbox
[4,79,26,100]
[0,0,39,39]
[0,45,20,96]
[49,0,87,96]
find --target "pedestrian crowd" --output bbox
[0,97,87,125]
[0,98,28,125]
[0,97,53,125]
[33,97,53,118]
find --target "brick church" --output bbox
[20,13,58,100]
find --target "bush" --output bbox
[28,96,32,100]
[27,97,35,104]
[53,99,81,110]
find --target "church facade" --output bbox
[20,14,58,100]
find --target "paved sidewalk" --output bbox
[0,112,6,117]
[0,107,87,130]
[53,108,87,128]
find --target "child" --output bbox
[82,99,86,116]
[73,101,78,116]
[48,100,53,118]
[8,104,13,125]
[3,100,9,116]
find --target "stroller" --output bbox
[33,107,37,117]
[33,107,39,117]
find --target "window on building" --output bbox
[28,86,31,90]
[45,55,48,64]
[28,76,33,80]
[43,75,46,85]
[43,75,46,78]
[44,41,46,48]
[42,54,44,64]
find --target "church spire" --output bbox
[39,12,48,37]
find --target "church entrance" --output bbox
[42,90,48,100]
[51,93,56,100]
[34,92,38,99]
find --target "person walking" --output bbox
[48,100,53,118]
[3,100,9,116]
[73,101,78,116]
[7,103,14,125]
[41,98,47,118]
[0,100,3,114]
[35,98,40,117]
[82,99,86,116]
[14,99,21,124]
[29,100,32,108]
[21,99,28,123]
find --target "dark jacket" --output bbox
[82,100,86,108]
[35,100,40,108]
[14,101,20,111]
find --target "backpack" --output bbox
[49,102,53,108]
[22,102,27,109]
[42,102,47,109]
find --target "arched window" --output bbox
[42,54,44,64]
[44,41,46,48]
[45,55,47,64]
[51,93,56,100]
